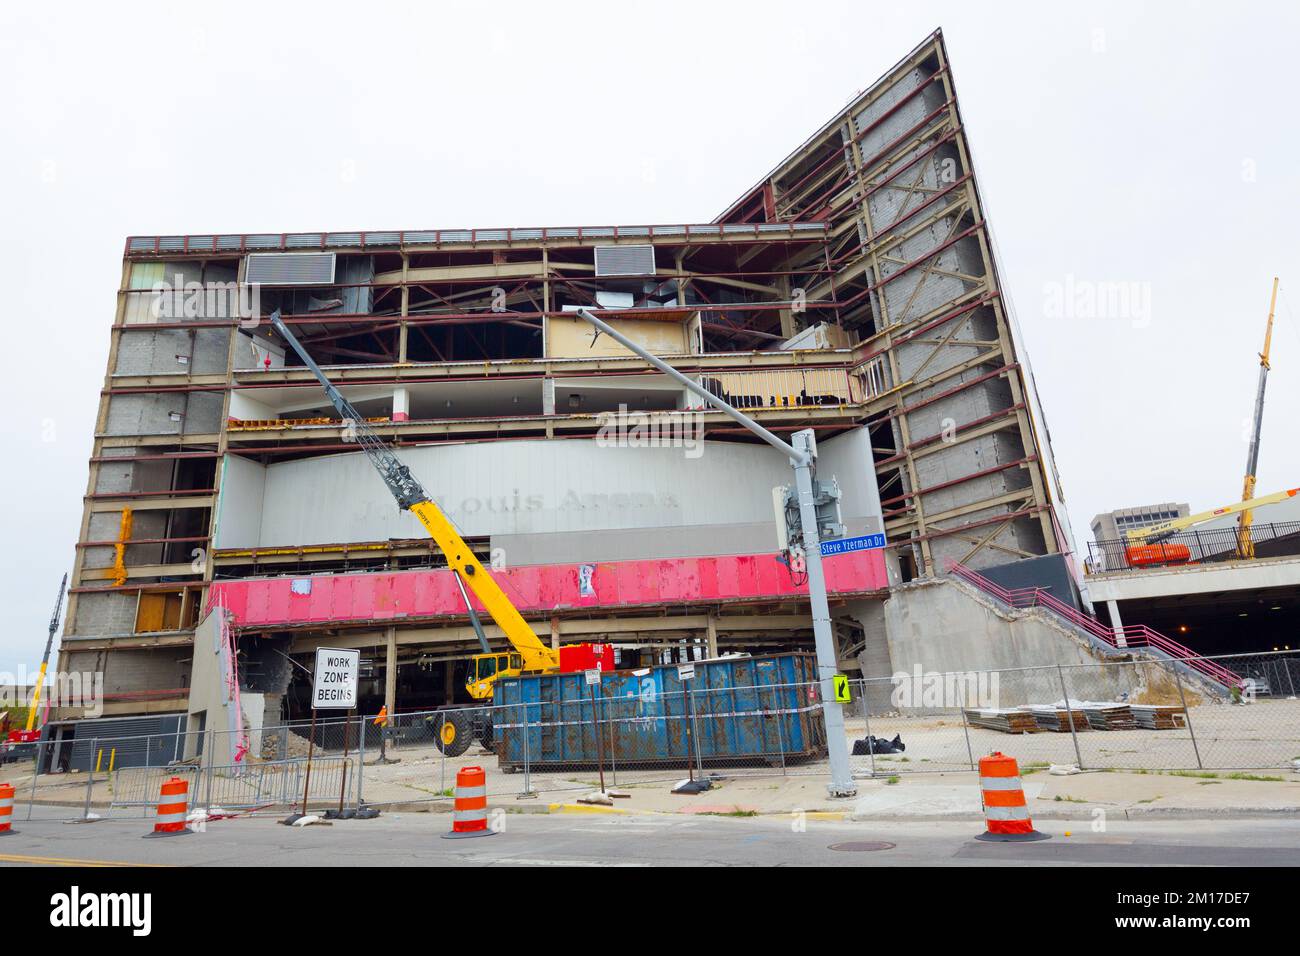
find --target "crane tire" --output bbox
[430,712,472,757]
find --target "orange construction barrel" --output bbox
[442,765,496,840]
[975,752,1049,843]
[0,782,15,835]
[144,776,193,838]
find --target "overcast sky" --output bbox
[1,1,1297,674]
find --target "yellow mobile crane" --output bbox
[1123,487,1299,566]
[5,574,66,750]
[269,312,585,755]
[1120,279,1291,569]
[1237,278,1280,558]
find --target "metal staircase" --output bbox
[945,561,1242,692]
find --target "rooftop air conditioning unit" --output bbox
[594,244,655,277]
[244,252,336,286]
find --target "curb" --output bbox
[847,805,1300,823]
[1112,805,1300,820]
[367,800,555,815]
[546,802,630,815]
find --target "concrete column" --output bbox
[398,253,410,363]
[1108,601,1127,647]
[384,626,397,716]
[542,378,556,416]
[392,386,410,422]
[705,614,718,658]
[550,615,561,651]
[845,598,894,714]
[776,276,796,339]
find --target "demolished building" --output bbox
[55,30,1079,746]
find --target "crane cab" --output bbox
[466,652,524,700]
[464,643,616,700]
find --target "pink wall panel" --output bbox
[824,550,872,590]
[696,556,717,600]
[332,574,356,622]
[392,574,418,620]
[208,549,887,629]
[609,562,636,607]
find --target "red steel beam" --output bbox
[879,455,1038,507]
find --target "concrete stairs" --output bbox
[946,562,1241,698]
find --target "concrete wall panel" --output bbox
[114,328,230,376]
[214,430,884,555]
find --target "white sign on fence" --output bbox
[678,663,696,681]
[584,668,602,686]
[312,648,359,710]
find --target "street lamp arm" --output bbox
[572,308,809,465]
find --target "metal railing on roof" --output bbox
[124,222,830,256]
[1086,521,1300,573]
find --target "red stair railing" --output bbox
[945,561,1241,689]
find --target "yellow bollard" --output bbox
[95,749,103,773]
[109,748,116,773]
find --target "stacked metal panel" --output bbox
[1081,704,1137,731]
[1130,705,1187,729]
[963,708,1040,734]
[1019,704,1090,733]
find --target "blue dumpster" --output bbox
[493,653,826,770]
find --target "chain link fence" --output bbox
[845,650,1300,776]
[2,650,1295,820]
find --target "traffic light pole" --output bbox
[574,309,857,797]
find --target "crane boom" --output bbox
[1126,487,1299,544]
[267,311,557,683]
[21,573,66,737]
[1238,277,1280,558]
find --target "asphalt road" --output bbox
[1,808,1298,867]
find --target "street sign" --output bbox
[312,648,359,710]
[820,532,887,557]
[584,668,602,686]
[678,663,696,681]
[833,674,852,704]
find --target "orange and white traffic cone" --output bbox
[441,766,496,840]
[144,776,193,838]
[975,752,1048,842]
[0,782,15,836]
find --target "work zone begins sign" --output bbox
[313,648,359,710]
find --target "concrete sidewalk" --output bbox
[532,767,1300,821]
[9,747,1297,823]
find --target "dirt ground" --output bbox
[844,697,1300,774]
